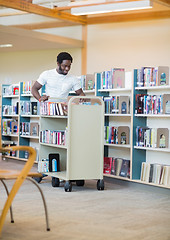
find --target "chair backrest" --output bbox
[0,144,36,234]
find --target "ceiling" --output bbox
[0,0,170,52]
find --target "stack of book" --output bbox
[136,66,169,87]
[104,157,130,178]
[40,101,67,116]
[140,162,170,186]
[97,68,125,89]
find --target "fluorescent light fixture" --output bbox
[71,0,152,15]
[0,44,13,48]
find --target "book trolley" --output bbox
[39,96,104,192]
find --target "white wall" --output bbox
[0,18,170,84]
[0,48,81,84]
[87,19,170,73]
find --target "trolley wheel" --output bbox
[76,180,85,186]
[97,179,104,191]
[64,181,72,192]
[52,177,60,187]
[32,176,43,183]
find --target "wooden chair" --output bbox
[0,143,50,236]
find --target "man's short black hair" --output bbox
[57,52,73,64]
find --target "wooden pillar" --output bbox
[81,24,87,75]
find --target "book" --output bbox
[103,157,112,174]
[30,122,39,136]
[118,126,129,144]
[31,102,39,115]
[61,102,68,115]
[135,94,144,114]
[157,66,169,86]
[58,102,68,116]
[149,164,154,182]
[49,153,60,172]
[11,121,18,134]
[157,128,169,148]
[111,68,125,89]
[119,159,130,178]
[85,74,95,90]
[152,164,163,184]
[160,165,170,186]
[115,158,123,176]
[119,96,130,114]
[162,94,170,114]
[111,157,116,175]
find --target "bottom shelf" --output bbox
[104,174,170,189]
[103,173,130,181]
[133,179,170,189]
[41,171,67,180]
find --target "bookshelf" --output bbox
[19,82,40,162]
[1,82,40,162]
[95,70,133,181]
[132,68,170,188]
[1,84,19,160]
[1,68,170,189]
[39,96,104,192]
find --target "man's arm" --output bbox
[75,88,85,96]
[31,81,49,102]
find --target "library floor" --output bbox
[0,159,170,240]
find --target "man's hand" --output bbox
[39,95,49,102]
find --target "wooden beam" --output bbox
[81,25,87,75]
[0,0,87,24]
[8,9,170,30]
[87,10,170,24]
[10,21,79,30]
[153,0,170,7]
[54,0,153,11]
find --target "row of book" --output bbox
[103,96,130,114]
[104,126,129,145]
[20,122,39,136]
[97,68,125,89]
[2,119,18,135]
[2,84,19,96]
[136,66,169,87]
[135,94,170,115]
[136,127,169,148]
[80,74,95,91]
[38,158,60,173]
[38,153,60,173]
[24,147,39,162]
[104,157,130,178]
[38,159,49,173]
[40,101,67,116]
[2,141,17,157]
[141,162,170,186]
[3,103,19,115]
[22,81,33,94]
[20,101,39,115]
[40,130,66,146]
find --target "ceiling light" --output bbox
[0,44,13,48]
[71,0,152,15]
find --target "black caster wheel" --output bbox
[64,181,72,192]
[52,177,60,187]
[32,176,43,183]
[76,180,85,186]
[97,179,104,191]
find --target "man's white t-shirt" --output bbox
[37,69,81,99]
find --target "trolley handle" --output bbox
[68,96,103,106]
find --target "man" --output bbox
[31,52,85,183]
[31,52,85,101]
